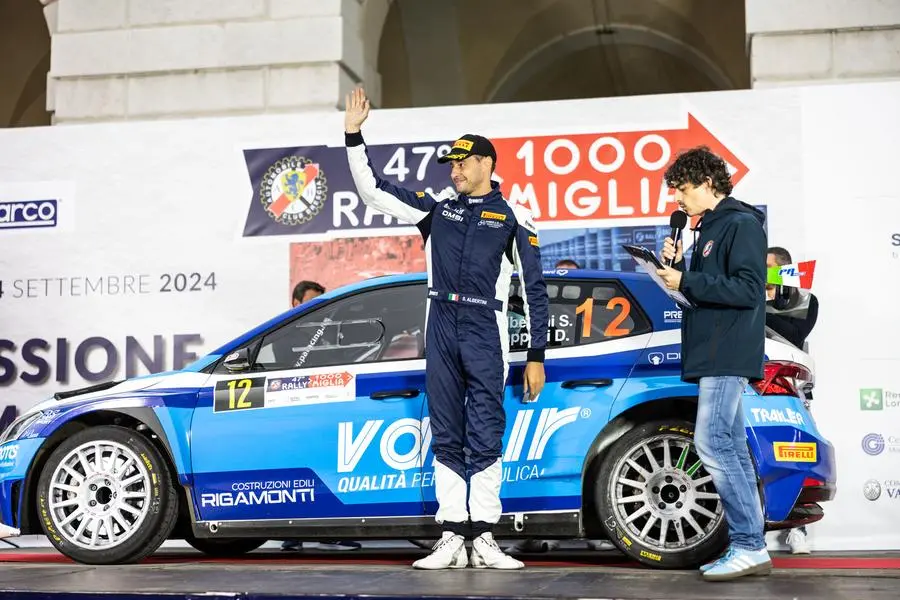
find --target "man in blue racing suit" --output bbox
[344,88,549,570]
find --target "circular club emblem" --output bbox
[862,433,885,456]
[260,156,328,226]
[863,479,882,501]
[702,240,714,257]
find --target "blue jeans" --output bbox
[695,376,765,551]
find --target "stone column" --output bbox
[40,0,376,124]
[747,0,900,88]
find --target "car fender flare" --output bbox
[17,401,189,534]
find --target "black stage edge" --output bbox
[1,562,900,600]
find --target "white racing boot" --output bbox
[0,523,20,538]
[412,532,468,569]
[471,532,525,569]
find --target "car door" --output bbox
[497,277,653,514]
[189,281,429,523]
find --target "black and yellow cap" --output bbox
[437,134,497,164]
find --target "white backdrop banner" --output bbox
[797,82,900,551]
[0,81,897,550]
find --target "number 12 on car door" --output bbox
[213,377,266,413]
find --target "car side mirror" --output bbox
[223,348,251,372]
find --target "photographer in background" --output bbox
[766,246,818,555]
[292,280,326,308]
[766,247,819,352]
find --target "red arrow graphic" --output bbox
[491,113,749,223]
[309,372,353,387]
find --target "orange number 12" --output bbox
[575,297,633,338]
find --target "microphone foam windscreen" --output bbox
[669,210,688,229]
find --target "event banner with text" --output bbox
[242,114,747,239]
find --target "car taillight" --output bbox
[803,477,825,487]
[751,360,813,397]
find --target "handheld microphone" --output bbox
[666,210,688,267]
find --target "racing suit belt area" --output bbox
[345,131,549,535]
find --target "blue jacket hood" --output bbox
[700,196,766,228]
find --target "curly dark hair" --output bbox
[663,146,733,196]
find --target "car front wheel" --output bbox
[595,419,729,569]
[36,425,179,564]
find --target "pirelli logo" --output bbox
[480,210,506,221]
[452,139,474,151]
[529,235,539,246]
[773,442,817,462]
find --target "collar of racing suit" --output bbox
[458,180,504,208]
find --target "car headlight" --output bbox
[0,412,43,446]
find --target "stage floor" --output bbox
[1,547,898,600]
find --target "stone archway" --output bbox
[0,0,52,127]
[484,23,737,104]
[373,0,748,109]
[360,0,397,107]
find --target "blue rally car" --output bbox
[0,270,835,567]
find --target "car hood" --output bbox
[24,370,211,417]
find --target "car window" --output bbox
[254,283,426,371]
[507,279,650,351]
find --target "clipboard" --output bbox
[622,244,695,309]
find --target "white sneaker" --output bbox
[0,523,19,539]
[471,532,525,569]
[786,529,811,554]
[412,532,468,570]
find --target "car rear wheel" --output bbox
[36,425,179,564]
[185,536,266,557]
[595,419,728,569]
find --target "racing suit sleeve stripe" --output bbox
[511,220,549,363]
[345,131,434,225]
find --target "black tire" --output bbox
[36,425,179,565]
[185,536,266,557]
[594,419,729,569]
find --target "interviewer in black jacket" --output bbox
[655,146,771,581]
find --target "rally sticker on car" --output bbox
[214,372,356,413]
[773,442,817,462]
[265,372,355,408]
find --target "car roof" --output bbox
[191,268,653,370]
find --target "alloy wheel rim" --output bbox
[47,440,152,550]
[611,433,724,553]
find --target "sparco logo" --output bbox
[0,200,58,230]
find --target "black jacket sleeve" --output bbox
[679,217,766,309]
[766,294,819,347]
